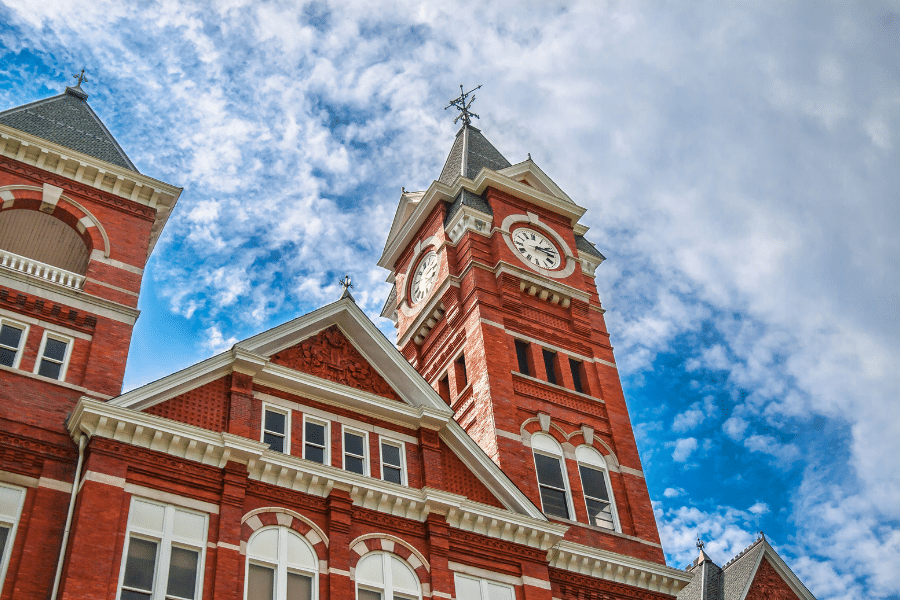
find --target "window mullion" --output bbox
[155,508,175,600]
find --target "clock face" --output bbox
[410,251,438,304]
[512,227,561,270]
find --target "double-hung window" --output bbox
[530,433,572,520]
[343,427,368,476]
[0,484,26,591]
[245,526,318,600]
[380,440,406,485]
[576,446,618,531]
[262,406,290,453]
[0,319,27,368]
[118,497,208,600]
[34,331,72,381]
[453,574,514,600]
[303,418,329,465]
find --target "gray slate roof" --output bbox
[722,539,765,600]
[444,188,492,227]
[438,125,511,186]
[0,85,138,172]
[574,234,605,260]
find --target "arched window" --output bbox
[245,527,318,600]
[576,445,619,531]
[355,552,421,600]
[0,209,90,274]
[530,433,573,520]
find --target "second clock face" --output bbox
[512,227,561,270]
[410,251,438,304]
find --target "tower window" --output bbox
[437,375,451,405]
[262,406,289,453]
[454,354,467,389]
[569,358,585,393]
[542,349,558,386]
[514,340,531,376]
[343,427,368,476]
[303,418,329,465]
[380,440,406,485]
[530,433,572,520]
[0,320,27,368]
[34,331,72,381]
[576,445,618,531]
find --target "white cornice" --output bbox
[548,540,692,596]
[0,124,182,256]
[379,168,587,271]
[69,397,563,551]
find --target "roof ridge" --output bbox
[723,537,765,569]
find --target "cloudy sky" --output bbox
[1,1,897,598]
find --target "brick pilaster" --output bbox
[326,487,354,600]
[211,461,248,600]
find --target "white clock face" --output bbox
[410,251,438,304]
[512,227,561,270]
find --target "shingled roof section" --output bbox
[443,188,492,227]
[0,85,138,172]
[721,539,766,599]
[574,234,605,260]
[437,124,511,186]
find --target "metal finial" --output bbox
[758,531,766,541]
[527,153,532,161]
[696,537,705,551]
[401,187,406,194]
[444,84,482,126]
[72,68,89,87]
[339,275,353,292]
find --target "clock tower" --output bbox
[379,96,665,563]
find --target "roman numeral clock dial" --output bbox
[512,228,561,270]
[410,251,438,304]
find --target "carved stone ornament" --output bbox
[271,325,402,402]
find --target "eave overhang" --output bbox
[0,124,182,257]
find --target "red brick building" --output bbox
[0,81,815,600]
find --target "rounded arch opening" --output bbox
[245,526,318,600]
[0,209,90,274]
[355,551,421,600]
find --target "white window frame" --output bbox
[0,318,29,369]
[355,551,421,600]
[575,445,621,532]
[379,438,407,486]
[244,526,318,600]
[302,415,330,466]
[453,573,515,600]
[261,403,291,454]
[116,496,209,600]
[33,330,74,381]
[530,433,576,521]
[0,483,26,592]
[342,426,369,476]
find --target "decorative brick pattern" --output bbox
[439,440,504,508]
[145,376,230,431]
[745,558,802,600]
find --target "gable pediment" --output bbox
[270,324,402,402]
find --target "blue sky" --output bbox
[1,2,897,598]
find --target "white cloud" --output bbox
[671,437,698,463]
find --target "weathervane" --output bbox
[445,84,482,126]
[72,68,89,87]
[339,275,353,293]
[696,537,705,551]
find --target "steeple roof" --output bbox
[0,84,138,172]
[437,124,511,186]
